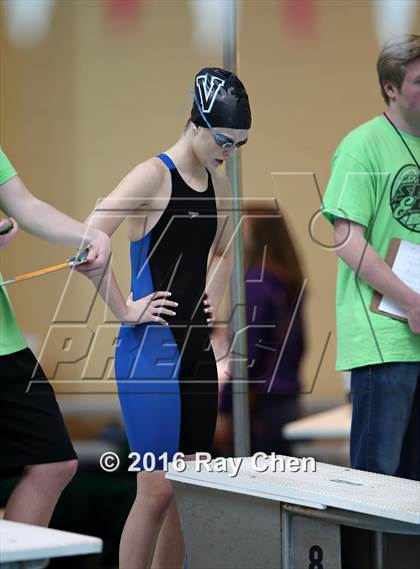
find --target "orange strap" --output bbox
[12,262,70,281]
[1,248,88,287]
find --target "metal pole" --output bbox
[373,532,384,569]
[223,0,251,457]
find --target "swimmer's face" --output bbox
[192,124,249,169]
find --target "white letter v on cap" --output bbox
[195,74,225,114]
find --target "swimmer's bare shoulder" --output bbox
[113,157,171,207]
[126,157,173,240]
[88,157,171,237]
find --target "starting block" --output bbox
[0,520,102,568]
[166,456,420,569]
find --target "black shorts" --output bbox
[0,348,76,479]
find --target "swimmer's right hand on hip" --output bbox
[123,291,178,325]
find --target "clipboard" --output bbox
[370,238,416,322]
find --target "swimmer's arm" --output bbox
[87,265,131,322]
[206,173,234,314]
[79,159,166,322]
[82,159,165,237]
[334,218,420,333]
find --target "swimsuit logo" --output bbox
[195,74,225,114]
[390,164,420,233]
[188,211,199,218]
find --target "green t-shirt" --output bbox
[0,148,27,355]
[322,116,420,371]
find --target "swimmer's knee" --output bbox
[136,471,174,512]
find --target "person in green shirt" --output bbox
[1,146,171,530]
[0,147,112,527]
[322,35,420,480]
[0,214,25,355]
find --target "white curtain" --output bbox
[3,0,56,47]
[189,0,238,55]
[371,0,418,46]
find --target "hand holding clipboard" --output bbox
[370,239,420,326]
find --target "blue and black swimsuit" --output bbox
[115,153,219,469]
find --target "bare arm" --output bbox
[0,176,111,268]
[334,218,420,333]
[0,176,106,249]
[205,172,234,321]
[79,159,177,323]
[87,265,176,325]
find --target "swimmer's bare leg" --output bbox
[119,469,179,569]
[150,453,198,569]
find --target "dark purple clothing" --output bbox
[220,265,304,413]
[245,264,304,393]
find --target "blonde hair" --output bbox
[377,34,420,104]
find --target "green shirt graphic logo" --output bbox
[390,164,420,232]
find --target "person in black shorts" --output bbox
[0,147,111,526]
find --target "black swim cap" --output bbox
[190,67,251,130]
